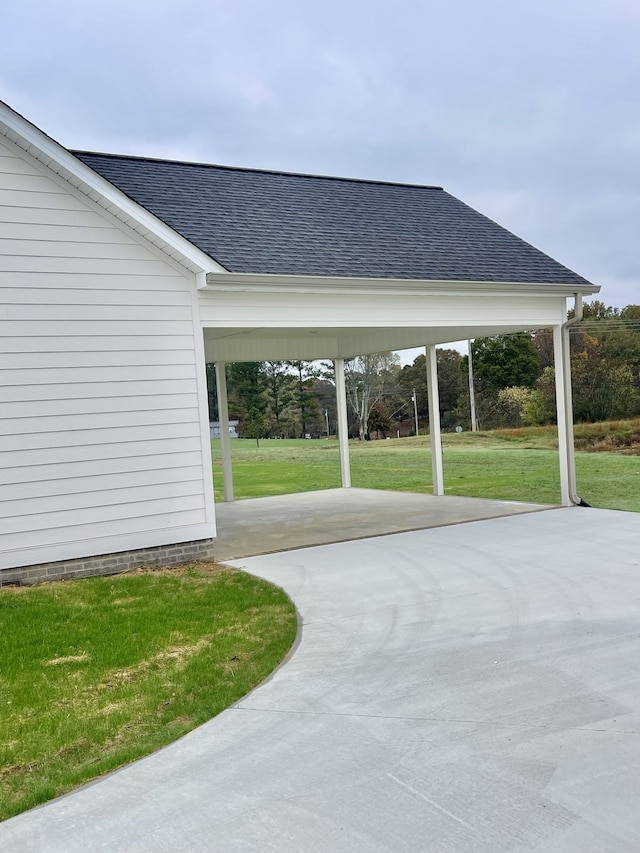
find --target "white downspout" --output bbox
[560,293,588,506]
[553,326,571,506]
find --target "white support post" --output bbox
[425,345,444,496]
[334,358,351,489]
[214,361,234,503]
[552,325,572,506]
[467,338,478,431]
[562,325,578,501]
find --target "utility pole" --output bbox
[324,408,330,438]
[467,340,478,432]
[412,388,419,436]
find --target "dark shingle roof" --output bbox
[73,151,590,286]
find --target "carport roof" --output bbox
[73,151,592,287]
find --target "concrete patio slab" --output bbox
[1,507,640,852]
[212,488,553,560]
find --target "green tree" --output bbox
[571,334,639,422]
[226,362,265,421]
[239,404,266,447]
[529,336,640,425]
[524,368,557,426]
[261,361,295,437]
[286,361,322,438]
[531,329,555,371]
[579,300,619,321]
[399,349,465,428]
[496,386,535,427]
[577,303,640,387]
[622,304,640,321]
[205,363,219,420]
[471,333,540,392]
[367,401,393,438]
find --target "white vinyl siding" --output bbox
[0,141,214,570]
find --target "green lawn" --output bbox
[211,429,640,512]
[4,424,636,821]
[0,565,296,821]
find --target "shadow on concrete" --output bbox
[212,488,556,561]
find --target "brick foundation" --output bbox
[0,539,216,586]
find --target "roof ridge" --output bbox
[71,150,444,192]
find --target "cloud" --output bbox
[1,0,639,307]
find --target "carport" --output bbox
[0,102,601,583]
[77,153,600,515]
[199,273,595,509]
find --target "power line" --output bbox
[573,321,640,329]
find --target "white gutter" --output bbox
[566,292,584,328]
[204,271,600,297]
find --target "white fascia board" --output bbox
[0,101,225,283]
[204,272,600,297]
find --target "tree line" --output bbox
[206,302,640,439]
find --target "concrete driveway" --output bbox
[2,507,640,852]
[211,488,553,560]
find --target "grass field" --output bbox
[0,565,296,821]
[211,420,640,512]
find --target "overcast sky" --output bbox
[2,0,638,312]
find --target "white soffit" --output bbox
[203,323,563,361]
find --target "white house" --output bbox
[0,100,599,584]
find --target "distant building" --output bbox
[210,421,240,439]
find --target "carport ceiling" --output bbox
[202,322,541,362]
